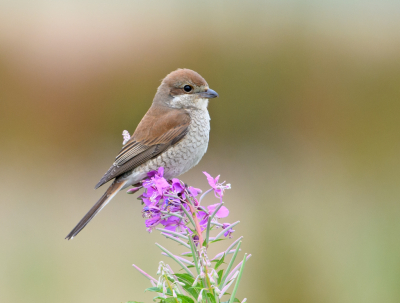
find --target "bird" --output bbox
[65,69,218,240]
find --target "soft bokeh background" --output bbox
[1,1,400,302]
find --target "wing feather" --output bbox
[113,143,148,166]
[94,106,190,189]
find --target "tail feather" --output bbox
[65,180,127,240]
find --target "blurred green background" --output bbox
[1,1,400,302]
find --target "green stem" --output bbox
[163,272,180,303]
[186,200,214,298]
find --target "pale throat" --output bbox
[171,95,209,111]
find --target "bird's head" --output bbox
[154,68,218,110]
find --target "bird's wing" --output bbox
[94,106,190,189]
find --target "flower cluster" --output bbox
[155,261,183,298]
[129,168,249,303]
[130,167,232,237]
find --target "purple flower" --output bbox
[197,211,209,227]
[144,168,169,195]
[141,187,161,206]
[145,215,161,232]
[154,176,170,195]
[160,216,186,233]
[203,172,231,201]
[207,203,229,218]
[196,203,229,231]
[192,234,199,244]
[222,223,235,238]
[188,186,201,197]
[134,167,233,235]
[147,167,164,178]
[171,178,185,194]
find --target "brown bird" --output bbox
[66,69,218,239]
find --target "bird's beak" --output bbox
[198,88,219,99]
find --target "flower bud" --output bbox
[192,275,200,287]
[127,187,142,194]
[197,289,204,301]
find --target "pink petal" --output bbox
[164,224,178,232]
[203,171,217,188]
[197,211,207,220]
[171,178,181,184]
[188,186,201,197]
[207,203,218,213]
[142,198,152,206]
[154,177,170,194]
[207,204,229,218]
[216,206,229,218]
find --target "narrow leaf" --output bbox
[157,228,189,240]
[182,286,200,300]
[205,202,224,245]
[160,210,185,220]
[222,254,252,289]
[210,239,226,244]
[155,243,193,276]
[161,252,194,266]
[174,273,195,286]
[179,204,197,229]
[206,293,217,303]
[228,254,247,303]
[144,287,162,293]
[224,237,243,256]
[219,241,242,288]
[161,232,190,249]
[132,264,158,283]
[217,269,224,285]
[188,236,201,275]
[212,249,240,261]
[199,188,213,202]
[176,294,195,303]
[215,253,225,270]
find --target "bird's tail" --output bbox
[65,180,127,240]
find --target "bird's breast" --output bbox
[126,109,210,182]
[161,108,210,179]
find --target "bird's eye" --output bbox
[183,85,193,93]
